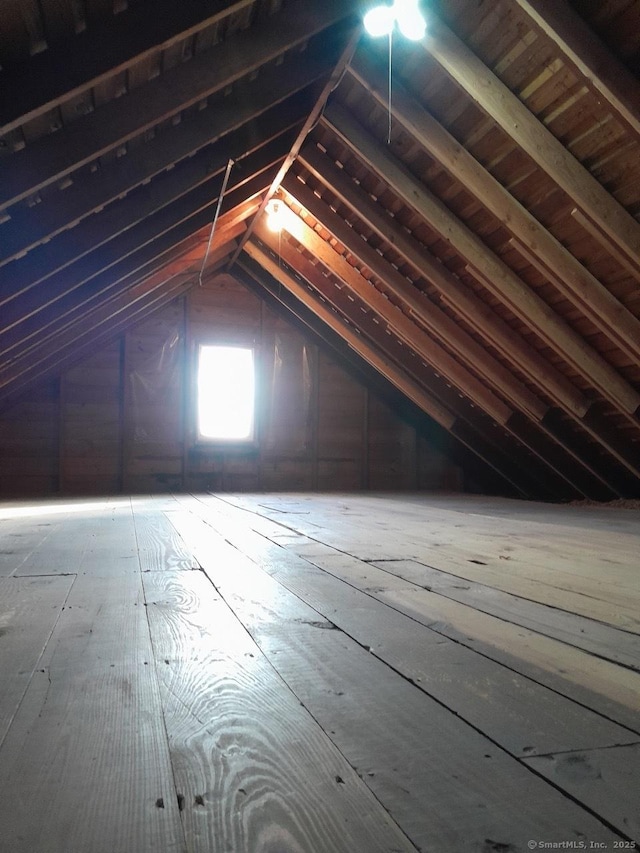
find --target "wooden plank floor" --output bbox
[0,493,638,852]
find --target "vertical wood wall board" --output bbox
[0,274,484,496]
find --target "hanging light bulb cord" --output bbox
[387,27,393,144]
[363,0,428,145]
[198,157,235,287]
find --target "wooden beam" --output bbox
[10,219,248,369]
[228,23,362,268]
[0,0,254,134]
[237,253,540,497]
[243,240,573,499]
[0,216,245,376]
[466,256,640,477]
[0,135,290,342]
[0,123,299,311]
[298,144,589,418]
[0,174,273,364]
[0,238,232,401]
[254,214,513,426]
[422,12,640,279]
[570,207,640,282]
[0,259,214,408]
[348,50,640,366]
[255,218,604,496]
[0,0,357,210]
[511,0,640,142]
[283,175,548,422]
[282,176,624,495]
[0,45,334,266]
[323,103,640,417]
[242,240,456,430]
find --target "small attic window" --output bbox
[197,345,255,442]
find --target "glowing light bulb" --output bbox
[395,3,426,40]
[364,4,395,37]
[266,199,283,232]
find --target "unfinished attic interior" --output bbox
[0,0,639,849]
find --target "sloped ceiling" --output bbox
[1,0,640,499]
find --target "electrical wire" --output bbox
[198,157,235,287]
[387,27,393,144]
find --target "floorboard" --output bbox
[168,504,639,756]
[132,502,200,572]
[0,491,638,851]
[10,498,138,577]
[167,507,627,850]
[180,494,640,730]
[0,514,52,577]
[0,574,74,747]
[369,558,640,669]
[525,744,640,841]
[143,569,417,853]
[217,493,640,630]
[0,549,185,852]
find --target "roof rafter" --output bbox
[238,249,541,498]
[348,49,640,366]
[423,12,640,280]
[282,176,621,494]
[0,45,336,266]
[512,0,640,141]
[247,230,582,499]
[0,171,275,366]
[256,213,513,425]
[283,176,546,421]
[323,103,640,419]
[0,0,357,210]
[243,240,456,431]
[0,0,255,133]
[297,145,585,414]
[0,262,210,408]
[228,21,362,268]
[0,121,300,311]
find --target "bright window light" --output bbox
[197,345,255,441]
